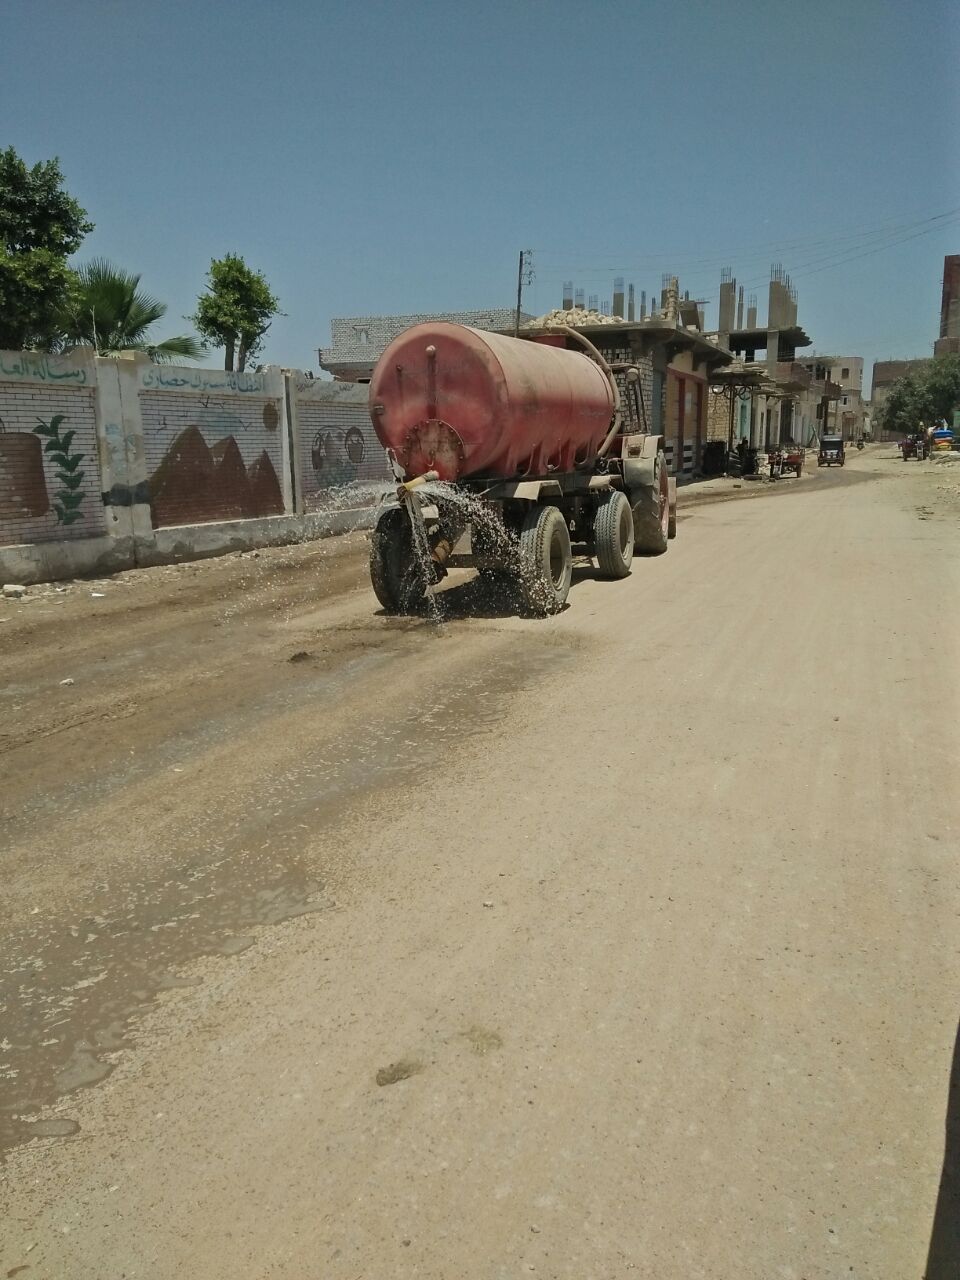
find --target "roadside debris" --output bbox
[524,307,625,328]
[3,584,26,599]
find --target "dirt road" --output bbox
[2,450,958,1278]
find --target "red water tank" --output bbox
[368,322,615,482]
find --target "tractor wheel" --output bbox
[470,511,513,571]
[517,505,572,616]
[369,508,427,614]
[632,449,670,555]
[593,490,634,579]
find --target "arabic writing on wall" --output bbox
[0,351,89,386]
[140,366,268,395]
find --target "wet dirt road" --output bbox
[2,451,959,1278]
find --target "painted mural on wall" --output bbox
[296,400,391,512]
[0,386,103,547]
[32,415,88,524]
[140,391,285,528]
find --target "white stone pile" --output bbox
[524,308,626,329]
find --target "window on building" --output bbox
[842,396,848,405]
[841,366,850,379]
[354,326,370,345]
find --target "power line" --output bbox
[535,206,960,279]
[533,211,960,317]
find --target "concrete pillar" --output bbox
[719,278,736,335]
[613,277,625,319]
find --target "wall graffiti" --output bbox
[296,399,391,512]
[140,389,285,528]
[140,366,267,394]
[0,352,88,385]
[0,426,49,519]
[311,425,366,477]
[0,385,104,547]
[32,415,88,525]
[149,426,283,526]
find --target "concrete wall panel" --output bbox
[0,351,105,548]
[138,366,287,528]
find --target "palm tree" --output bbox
[60,259,201,362]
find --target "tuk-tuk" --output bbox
[818,435,845,467]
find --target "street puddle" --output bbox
[375,1059,424,1086]
[458,1026,503,1056]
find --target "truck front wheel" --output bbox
[517,505,572,616]
[593,490,634,578]
[370,508,427,614]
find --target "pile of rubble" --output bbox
[523,308,626,329]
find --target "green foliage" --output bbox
[878,355,960,435]
[33,413,86,525]
[0,147,93,350]
[191,254,281,372]
[60,259,201,362]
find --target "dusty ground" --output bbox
[1,447,958,1278]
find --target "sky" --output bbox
[2,0,959,387]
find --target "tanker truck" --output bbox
[367,321,677,616]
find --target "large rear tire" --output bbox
[370,508,427,614]
[593,490,634,579]
[517,505,572,616]
[632,450,670,555]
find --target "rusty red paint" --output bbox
[368,323,615,482]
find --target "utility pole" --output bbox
[515,249,535,336]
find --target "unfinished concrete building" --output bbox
[708,267,841,447]
[545,276,731,476]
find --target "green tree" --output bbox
[60,259,201,362]
[0,146,93,350]
[191,254,281,372]
[879,355,960,435]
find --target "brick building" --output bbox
[935,253,960,356]
[706,267,840,448]
[319,308,532,381]
[523,298,732,477]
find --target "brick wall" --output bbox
[0,352,105,548]
[596,341,655,435]
[706,388,731,442]
[320,309,532,376]
[294,382,391,512]
[139,375,286,529]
